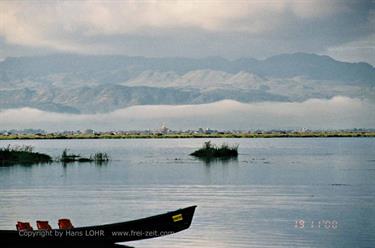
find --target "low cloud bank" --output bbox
[0,96,374,131]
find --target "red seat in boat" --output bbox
[16,221,33,231]
[36,220,52,230]
[58,218,74,229]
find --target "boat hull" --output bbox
[0,206,196,245]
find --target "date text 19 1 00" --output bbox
[295,219,338,229]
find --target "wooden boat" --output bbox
[0,206,196,246]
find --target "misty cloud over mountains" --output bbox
[0,97,374,131]
[0,53,374,114]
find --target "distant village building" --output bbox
[157,123,170,134]
[84,129,95,135]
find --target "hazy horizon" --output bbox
[1,51,374,66]
[1,97,374,132]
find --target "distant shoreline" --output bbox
[0,131,374,140]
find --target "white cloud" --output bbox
[0,97,373,131]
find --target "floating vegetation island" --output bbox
[190,141,239,159]
[0,145,52,165]
[0,145,109,166]
[60,149,109,164]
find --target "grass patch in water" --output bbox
[0,145,52,165]
[190,141,238,159]
[60,149,109,164]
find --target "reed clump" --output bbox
[60,149,109,163]
[190,141,238,158]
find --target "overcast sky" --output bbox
[0,0,374,65]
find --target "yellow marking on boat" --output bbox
[172,214,183,222]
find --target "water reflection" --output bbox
[61,160,109,167]
[194,156,238,166]
[0,161,52,167]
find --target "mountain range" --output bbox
[0,53,374,113]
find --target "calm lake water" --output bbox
[0,138,374,247]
